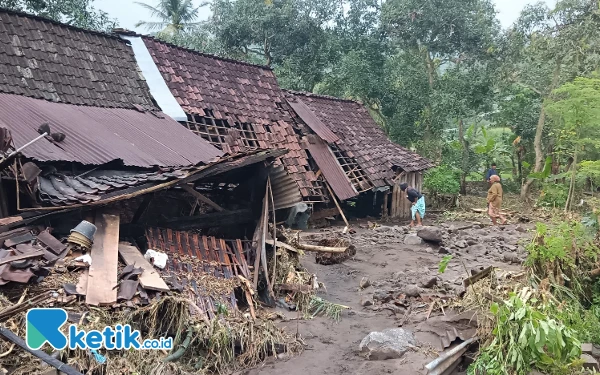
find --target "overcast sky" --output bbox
[95,0,556,33]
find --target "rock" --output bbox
[503,252,523,264]
[581,354,600,371]
[583,343,593,355]
[404,284,421,297]
[358,328,416,360]
[503,244,517,252]
[361,296,374,307]
[425,247,433,254]
[375,226,392,232]
[515,225,527,233]
[455,240,468,249]
[466,239,478,246]
[373,290,392,302]
[392,271,405,280]
[417,227,443,243]
[404,234,423,245]
[419,277,437,289]
[439,247,451,254]
[360,277,371,289]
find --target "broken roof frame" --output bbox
[114,31,329,208]
[285,90,435,201]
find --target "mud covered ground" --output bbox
[243,216,534,375]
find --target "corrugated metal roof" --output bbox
[288,98,339,143]
[304,136,357,201]
[0,93,223,167]
[269,165,303,210]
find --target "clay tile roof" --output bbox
[0,9,223,168]
[286,91,434,186]
[138,36,320,197]
[0,8,156,110]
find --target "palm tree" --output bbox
[135,0,209,34]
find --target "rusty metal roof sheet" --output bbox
[286,91,434,185]
[288,99,339,143]
[0,9,156,110]
[0,93,223,167]
[304,135,357,201]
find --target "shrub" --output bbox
[536,183,569,208]
[423,165,460,195]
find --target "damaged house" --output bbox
[285,91,434,219]
[0,9,286,317]
[113,31,328,221]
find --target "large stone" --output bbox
[359,328,416,360]
[417,227,443,243]
[404,284,421,297]
[419,277,437,289]
[404,234,423,245]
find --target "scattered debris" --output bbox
[143,249,168,270]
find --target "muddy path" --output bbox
[244,219,532,375]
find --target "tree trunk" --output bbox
[520,59,562,200]
[565,148,578,212]
[520,108,546,199]
[458,119,468,195]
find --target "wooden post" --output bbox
[324,181,349,231]
[382,191,389,217]
[268,177,278,289]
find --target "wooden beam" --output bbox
[181,184,224,212]
[118,243,170,292]
[323,179,349,230]
[131,194,153,224]
[86,212,119,306]
[265,239,298,253]
[463,266,493,288]
[296,243,348,253]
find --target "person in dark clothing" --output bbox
[486,163,500,182]
[399,182,425,227]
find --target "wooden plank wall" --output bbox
[388,172,423,219]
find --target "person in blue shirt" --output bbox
[486,163,500,182]
[400,183,425,227]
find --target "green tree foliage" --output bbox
[0,0,117,31]
[423,165,460,195]
[135,0,208,34]
[546,76,600,210]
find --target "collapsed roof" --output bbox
[118,34,325,203]
[286,91,434,191]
